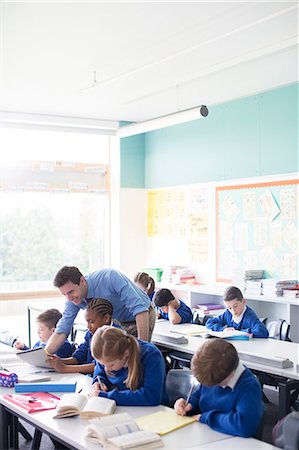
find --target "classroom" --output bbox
[1,2,298,450]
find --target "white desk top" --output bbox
[192,436,281,450]
[153,320,299,380]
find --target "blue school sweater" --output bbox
[206,306,269,338]
[189,368,263,437]
[72,330,94,364]
[157,300,193,323]
[93,340,167,406]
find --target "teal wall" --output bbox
[120,83,298,189]
[120,133,145,188]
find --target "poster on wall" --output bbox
[216,179,299,283]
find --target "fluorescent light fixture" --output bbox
[117,105,209,137]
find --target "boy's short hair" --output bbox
[53,265,83,288]
[191,339,239,386]
[224,286,243,302]
[153,288,175,308]
[36,309,62,329]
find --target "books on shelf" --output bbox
[54,393,116,419]
[86,412,163,450]
[282,289,299,298]
[2,392,59,413]
[136,410,196,436]
[16,347,52,369]
[15,382,77,393]
[276,280,299,296]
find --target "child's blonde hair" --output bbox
[91,327,141,391]
[134,272,155,297]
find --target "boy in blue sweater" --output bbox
[89,326,167,406]
[206,286,269,338]
[154,288,193,324]
[13,309,73,358]
[174,339,264,437]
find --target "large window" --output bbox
[0,128,111,293]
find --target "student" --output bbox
[48,299,115,374]
[133,272,155,300]
[206,286,269,338]
[174,339,264,438]
[46,265,155,354]
[89,326,167,406]
[13,309,73,358]
[153,288,193,324]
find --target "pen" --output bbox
[186,382,195,404]
[97,375,106,391]
[77,388,83,394]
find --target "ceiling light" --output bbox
[117,105,209,137]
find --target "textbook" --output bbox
[202,330,252,340]
[16,347,52,369]
[136,410,196,436]
[152,332,188,345]
[85,412,163,450]
[2,392,59,413]
[54,393,116,419]
[15,382,77,393]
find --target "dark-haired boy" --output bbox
[153,288,193,324]
[174,339,264,437]
[206,286,268,338]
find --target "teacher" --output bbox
[46,265,156,354]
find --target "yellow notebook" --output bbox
[136,410,196,436]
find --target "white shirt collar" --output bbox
[224,362,245,390]
[232,305,247,324]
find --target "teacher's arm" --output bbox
[135,311,150,341]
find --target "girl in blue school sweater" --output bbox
[174,339,264,438]
[206,286,269,338]
[89,326,167,406]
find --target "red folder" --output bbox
[2,392,60,413]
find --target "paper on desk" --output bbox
[170,324,208,335]
[136,410,196,436]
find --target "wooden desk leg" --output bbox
[0,403,10,450]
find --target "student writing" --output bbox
[174,339,264,438]
[153,288,193,324]
[13,309,73,358]
[206,286,269,338]
[48,299,117,374]
[89,326,167,406]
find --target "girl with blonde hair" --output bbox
[90,326,167,406]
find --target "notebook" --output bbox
[2,392,59,413]
[54,393,116,419]
[136,410,196,436]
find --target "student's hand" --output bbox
[156,312,161,319]
[13,340,26,350]
[93,380,108,392]
[47,355,66,372]
[192,414,201,421]
[225,327,235,331]
[88,388,100,398]
[174,398,193,416]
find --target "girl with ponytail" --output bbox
[90,326,167,406]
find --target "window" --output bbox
[0,128,111,293]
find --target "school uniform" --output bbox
[22,339,73,358]
[206,306,269,338]
[93,340,167,406]
[188,362,264,437]
[157,299,193,323]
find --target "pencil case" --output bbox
[0,371,18,387]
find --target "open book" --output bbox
[171,325,251,340]
[86,412,163,450]
[203,329,252,340]
[54,393,116,419]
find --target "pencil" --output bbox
[186,383,194,404]
[97,376,106,391]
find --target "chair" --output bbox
[273,411,299,450]
[263,318,291,342]
[166,351,192,370]
[165,368,197,408]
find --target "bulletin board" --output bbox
[216,179,299,282]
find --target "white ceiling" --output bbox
[2,1,298,124]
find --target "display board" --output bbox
[216,179,298,282]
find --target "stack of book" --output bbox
[162,266,199,285]
[261,279,277,297]
[194,303,225,317]
[244,270,265,295]
[276,280,299,297]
